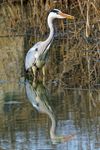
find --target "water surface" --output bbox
[0,80,100,150]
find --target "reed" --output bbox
[0,0,100,87]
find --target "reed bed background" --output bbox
[0,0,100,88]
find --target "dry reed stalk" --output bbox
[77,0,85,19]
[86,51,91,87]
[91,1,100,31]
[2,6,6,16]
[86,0,90,37]
[20,0,24,18]
[7,4,15,18]
[91,2,99,15]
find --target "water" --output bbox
[0,79,100,150]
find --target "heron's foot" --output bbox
[32,79,37,88]
[33,75,36,82]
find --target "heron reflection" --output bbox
[25,79,75,144]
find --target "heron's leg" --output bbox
[42,65,46,77]
[32,66,37,81]
[42,65,46,84]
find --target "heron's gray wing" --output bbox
[25,80,38,109]
[38,40,53,61]
[25,41,42,70]
[36,84,53,113]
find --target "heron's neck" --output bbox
[50,113,56,139]
[46,110,56,140]
[45,16,54,44]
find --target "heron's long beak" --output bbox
[59,12,74,19]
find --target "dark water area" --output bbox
[0,79,100,150]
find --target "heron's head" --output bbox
[48,9,74,20]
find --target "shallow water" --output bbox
[0,79,100,150]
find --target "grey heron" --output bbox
[25,9,74,80]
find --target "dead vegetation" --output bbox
[0,0,100,87]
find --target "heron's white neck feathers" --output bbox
[45,15,54,44]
